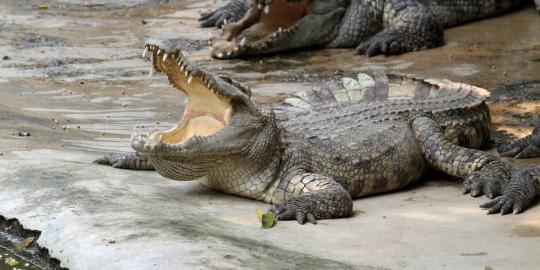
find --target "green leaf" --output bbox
[7,260,19,267]
[261,212,276,229]
[256,208,263,222]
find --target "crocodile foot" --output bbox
[355,31,414,57]
[94,152,154,170]
[480,170,537,215]
[497,126,540,158]
[462,160,512,199]
[199,0,250,28]
[270,202,318,225]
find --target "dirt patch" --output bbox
[512,219,540,237]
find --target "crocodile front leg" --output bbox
[355,0,443,56]
[94,152,155,170]
[498,119,540,159]
[270,173,353,224]
[199,0,251,28]
[412,117,539,214]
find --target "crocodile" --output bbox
[199,0,534,58]
[95,39,540,224]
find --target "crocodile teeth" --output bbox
[180,64,185,71]
[187,75,193,84]
[157,49,162,55]
[142,47,148,58]
[184,70,189,77]
[162,53,168,62]
[257,4,263,9]
[240,37,246,46]
[217,52,223,58]
[264,5,270,14]
[278,27,283,33]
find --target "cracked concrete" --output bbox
[0,0,539,269]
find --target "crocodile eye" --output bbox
[218,75,252,97]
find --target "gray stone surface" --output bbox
[0,0,539,269]
[1,150,540,269]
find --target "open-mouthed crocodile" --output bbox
[200,0,536,58]
[95,39,540,224]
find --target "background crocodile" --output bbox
[200,0,537,58]
[95,39,540,224]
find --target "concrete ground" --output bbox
[0,1,539,269]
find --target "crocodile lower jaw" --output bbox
[212,0,309,58]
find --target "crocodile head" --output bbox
[133,39,276,180]
[211,0,347,59]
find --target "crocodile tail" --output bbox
[274,71,388,121]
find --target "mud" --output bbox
[0,0,539,269]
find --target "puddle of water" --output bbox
[23,107,156,121]
[89,96,112,103]
[51,94,85,100]
[22,107,154,113]
[445,64,480,77]
[63,139,133,153]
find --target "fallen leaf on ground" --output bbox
[261,212,276,229]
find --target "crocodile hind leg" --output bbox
[94,152,155,170]
[355,0,443,56]
[498,119,540,159]
[199,0,251,28]
[269,173,353,224]
[412,117,539,215]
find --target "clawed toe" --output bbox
[479,170,536,216]
[480,196,523,215]
[356,33,406,57]
[270,204,317,225]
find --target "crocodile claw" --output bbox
[462,160,511,199]
[479,170,537,215]
[94,152,154,170]
[270,203,317,225]
[356,32,406,57]
[498,120,540,158]
[199,0,250,28]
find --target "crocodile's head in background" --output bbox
[211,0,347,59]
[133,39,276,180]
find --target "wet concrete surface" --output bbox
[0,1,539,269]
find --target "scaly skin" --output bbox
[96,40,540,224]
[498,117,540,159]
[202,0,528,58]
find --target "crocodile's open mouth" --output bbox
[212,0,310,58]
[134,42,234,150]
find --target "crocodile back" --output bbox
[276,72,491,148]
[421,0,527,28]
